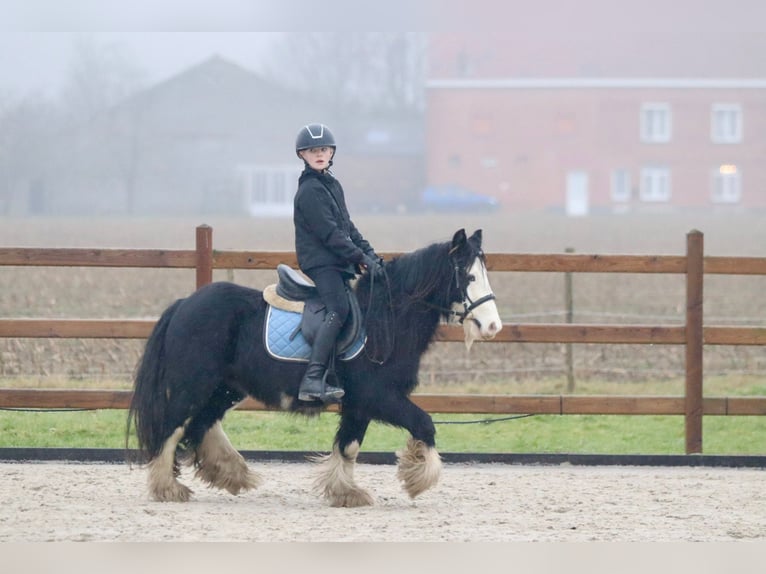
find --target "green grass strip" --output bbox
[1,409,764,455]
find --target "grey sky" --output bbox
[0,32,280,96]
[1,0,431,97]
[3,1,765,97]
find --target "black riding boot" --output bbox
[298,311,345,404]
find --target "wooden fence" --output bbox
[1,224,765,454]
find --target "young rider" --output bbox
[292,123,383,403]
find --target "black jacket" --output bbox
[293,168,376,274]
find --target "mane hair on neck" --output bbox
[356,240,455,361]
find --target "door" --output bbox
[566,171,589,216]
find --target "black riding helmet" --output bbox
[295,123,336,161]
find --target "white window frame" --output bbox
[711,103,743,143]
[711,165,742,203]
[640,167,671,202]
[640,102,672,143]
[238,164,301,217]
[611,169,631,202]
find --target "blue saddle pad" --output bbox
[264,306,365,363]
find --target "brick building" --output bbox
[425,1,766,214]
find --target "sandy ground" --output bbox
[0,460,764,542]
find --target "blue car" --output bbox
[419,185,500,213]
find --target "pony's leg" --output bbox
[397,435,443,499]
[184,386,261,495]
[312,414,374,507]
[375,395,442,499]
[193,421,262,495]
[148,425,192,502]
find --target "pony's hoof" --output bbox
[151,480,193,503]
[328,488,375,508]
[224,470,263,495]
[396,439,442,499]
[311,441,373,507]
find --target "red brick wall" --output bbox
[426,85,766,211]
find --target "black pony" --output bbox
[127,228,502,506]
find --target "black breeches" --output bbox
[305,267,350,325]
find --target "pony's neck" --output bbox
[393,241,453,306]
[361,241,453,355]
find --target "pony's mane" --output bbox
[355,240,456,362]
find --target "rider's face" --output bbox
[299,146,335,171]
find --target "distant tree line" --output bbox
[0,33,426,215]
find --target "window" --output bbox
[611,169,631,202]
[711,104,742,143]
[238,164,301,217]
[448,154,462,168]
[640,167,671,202]
[640,103,671,143]
[712,165,742,203]
[366,130,391,144]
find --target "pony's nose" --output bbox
[475,318,502,339]
[483,319,502,338]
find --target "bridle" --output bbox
[362,249,496,364]
[419,252,496,324]
[448,255,497,324]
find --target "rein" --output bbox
[362,267,395,365]
[419,258,496,324]
[362,251,495,365]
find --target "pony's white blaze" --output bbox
[461,257,503,350]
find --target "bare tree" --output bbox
[60,35,146,122]
[0,94,59,215]
[262,32,426,114]
[57,36,148,213]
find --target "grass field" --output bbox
[1,408,764,455]
[1,212,764,454]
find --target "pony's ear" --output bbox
[469,229,483,247]
[451,229,467,251]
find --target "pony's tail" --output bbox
[126,298,184,462]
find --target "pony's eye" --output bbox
[467,274,476,282]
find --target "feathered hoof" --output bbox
[225,469,262,495]
[396,438,442,499]
[150,478,193,503]
[195,462,263,495]
[327,487,375,508]
[312,441,374,507]
[148,453,194,502]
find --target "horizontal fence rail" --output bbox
[2,319,764,346]
[1,225,765,454]
[1,389,765,416]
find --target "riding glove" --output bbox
[361,254,385,279]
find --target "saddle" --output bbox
[265,264,362,356]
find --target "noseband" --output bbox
[449,258,496,324]
[420,255,496,324]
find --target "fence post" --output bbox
[564,247,575,392]
[685,230,704,454]
[196,224,213,289]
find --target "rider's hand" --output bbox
[361,254,384,279]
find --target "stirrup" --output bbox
[320,385,344,404]
[298,387,344,404]
[298,370,344,404]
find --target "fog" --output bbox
[1,1,765,222]
[0,33,280,96]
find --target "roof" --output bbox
[112,56,423,157]
[427,78,766,90]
